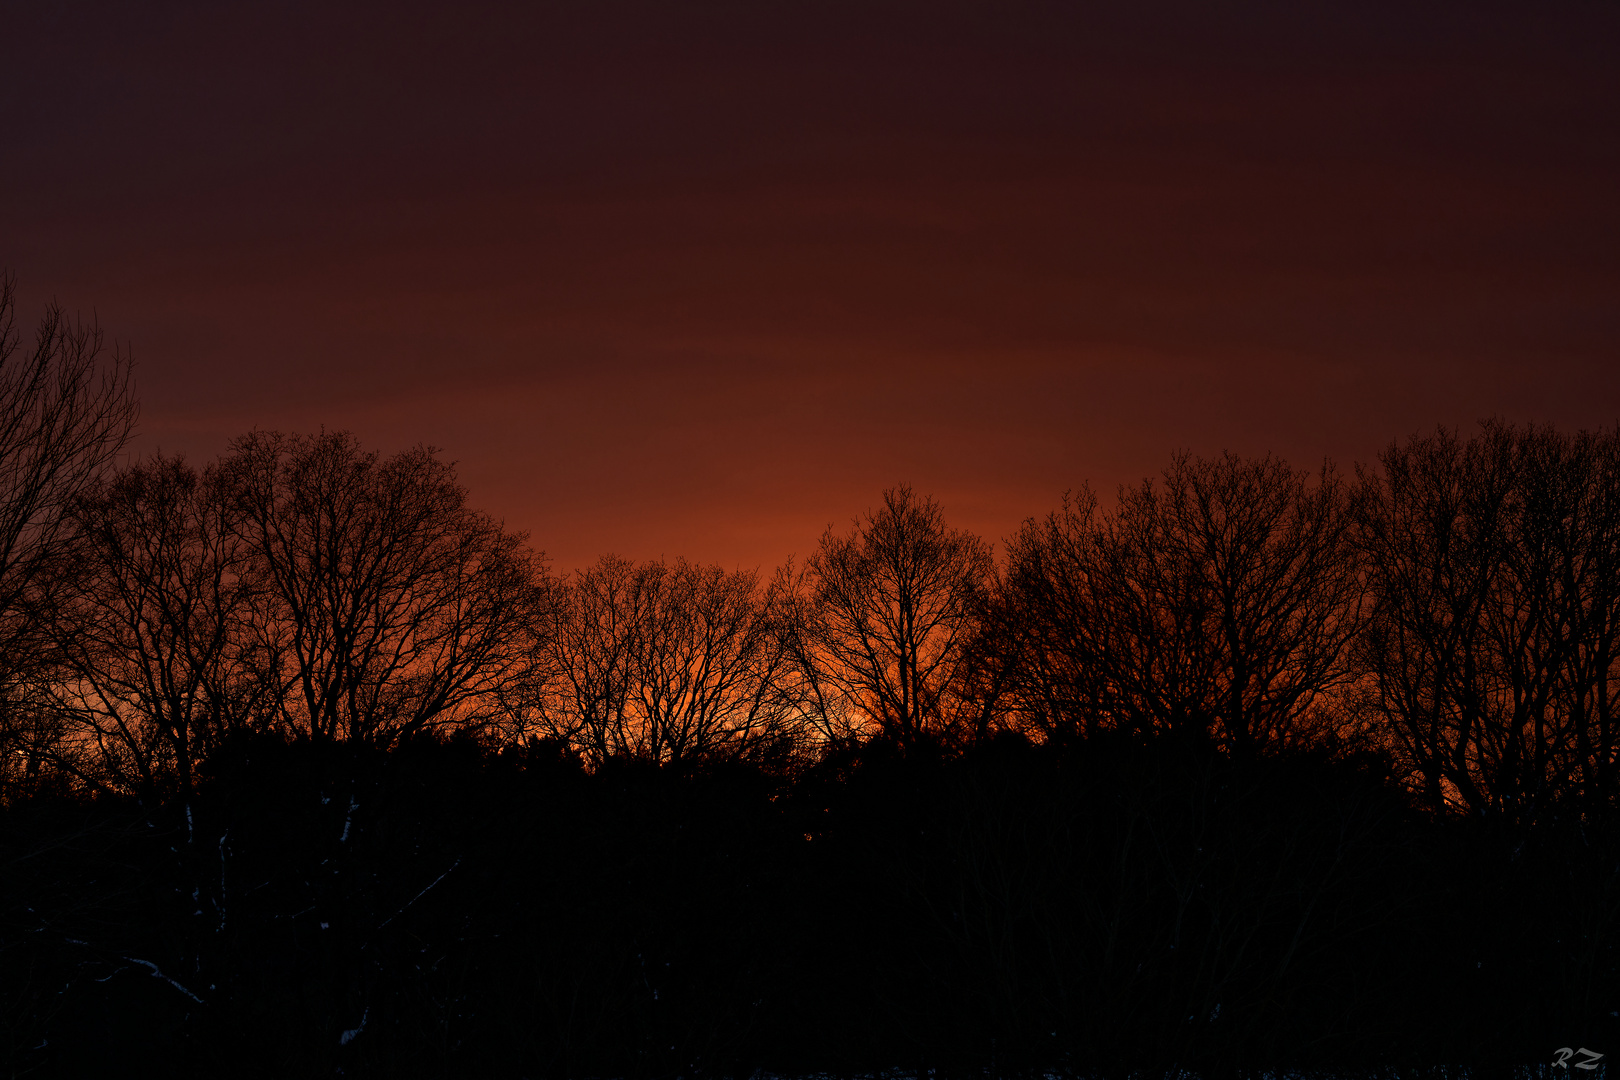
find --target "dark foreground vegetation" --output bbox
[3,278,1619,1077]
[7,729,1618,1079]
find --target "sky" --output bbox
[3,0,1618,570]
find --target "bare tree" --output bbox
[995,489,1112,743]
[802,485,994,748]
[515,554,642,763]
[1002,454,1362,756]
[0,274,138,799]
[1555,430,1620,813]
[222,430,542,746]
[516,555,807,769]
[1356,421,1620,820]
[37,456,255,804]
[627,558,801,766]
[770,558,865,748]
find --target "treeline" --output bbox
[3,280,1619,1077]
[13,422,1619,832]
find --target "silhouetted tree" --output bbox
[1002,453,1363,755]
[993,488,1112,742]
[0,274,137,800]
[802,485,993,748]
[516,555,806,768]
[222,430,541,746]
[1356,421,1620,820]
[626,558,802,766]
[36,456,255,805]
[514,553,637,761]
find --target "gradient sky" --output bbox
[4,0,1618,569]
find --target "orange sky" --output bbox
[5,0,1618,569]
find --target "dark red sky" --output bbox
[4,0,1618,569]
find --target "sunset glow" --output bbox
[7,4,1620,1074]
[5,0,1617,569]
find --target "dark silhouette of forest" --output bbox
[3,277,1618,1079]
